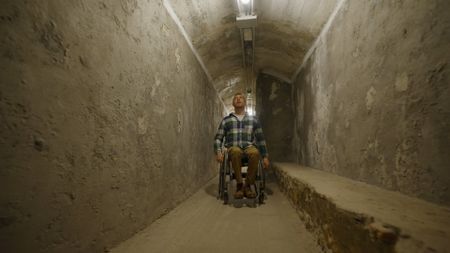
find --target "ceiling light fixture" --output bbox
[240,0,250,5]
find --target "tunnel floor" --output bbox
[110,176,321,253]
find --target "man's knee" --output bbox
[228,147,243,158]
[245,146,260,159]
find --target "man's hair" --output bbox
[233,92,246,101]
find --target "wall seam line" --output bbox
[290,0,348,83]
[163,0,228,112]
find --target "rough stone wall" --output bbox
[292,0,450,205]
[256,74,294,162]
[0,1,224,253]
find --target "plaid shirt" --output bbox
[214,113,268,157]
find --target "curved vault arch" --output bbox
[166,0,339,111]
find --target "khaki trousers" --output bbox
[228,146,260,185]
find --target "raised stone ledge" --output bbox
[273,163,450,253]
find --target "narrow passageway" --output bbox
[110,177,321,253]
[1,0,449,253]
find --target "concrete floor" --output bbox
[109,177,321,253]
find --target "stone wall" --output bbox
[292,0,450,205]
[274,163,450,253]
[0,1,224,252]
[256,73,294,162]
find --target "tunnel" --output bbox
[1,0,449,252]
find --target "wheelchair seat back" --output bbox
[240,156,249,166]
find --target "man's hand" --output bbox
[263,157,270,169]
[216,152,224,163]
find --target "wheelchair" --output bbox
[217,147,266,206]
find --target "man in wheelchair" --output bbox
[214,92,270,199]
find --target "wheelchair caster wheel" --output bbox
[258,193,264,204]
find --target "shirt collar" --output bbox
[230,112,248,118]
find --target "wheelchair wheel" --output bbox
[258,192,264,204]
[218,172,222,200]
[257,161,266,205]
[219,152,229,204]
[218,160,224,199]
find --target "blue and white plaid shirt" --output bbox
[214,113,268,157]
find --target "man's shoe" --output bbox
[234,183,244,199]
[244,184,256,198]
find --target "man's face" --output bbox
[232,94,246,109]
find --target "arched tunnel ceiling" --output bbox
[167,0,338,110]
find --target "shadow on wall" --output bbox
[256,73,295,162]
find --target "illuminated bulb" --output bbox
[247,107,254,116]
[240,0,250,4]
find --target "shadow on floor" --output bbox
[204,169,278,198]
